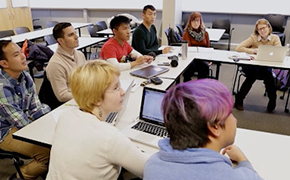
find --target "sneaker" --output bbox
[235,95,244,110]
[267,100,276,112]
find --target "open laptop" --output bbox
[256,45,287,62]
[130,65,169,79]
[106,79,133,126]
[121,87,168,148]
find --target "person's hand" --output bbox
[222,145,248,164]
[143,55,153,64]
[162,47,173,54]
[252,48,258,54]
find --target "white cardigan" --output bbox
[46,107,149,180]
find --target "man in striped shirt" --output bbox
[0,40,51,180]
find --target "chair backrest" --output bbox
[212,19,231,34]
[95,21,108,30]
[87,24,103,37]
[46,21,59,28]
[38,71,63,110]
[44,34,57,45]
[14,26,30,34]
[264,14,286,33]
[176,24,184,37]
[0,30,15,38]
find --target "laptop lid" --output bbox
[130,65,169,79]
[106,79,133,125]
[256,45,287,62]
[121,87,167,148]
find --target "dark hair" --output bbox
[53,22,72,40]
[0,40,12,60]
[143,5,156,13]
[109,16,130,31]
[162,79,233,150]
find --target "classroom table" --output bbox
[96,28,135,37]
[0,22,93,43]
[11,50,290,180]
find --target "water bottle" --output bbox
[181,40,188,60]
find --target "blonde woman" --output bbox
[46,60,149,180]
[235,19,281,112]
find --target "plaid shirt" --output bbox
[0,69,50,141]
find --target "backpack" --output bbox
[273,69,290,90]
[168,27,182,44]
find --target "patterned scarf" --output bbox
[188,27,205,42]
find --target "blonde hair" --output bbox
[254,18,272,35]
[69,60,120,112]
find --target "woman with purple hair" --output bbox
[144,79,262,180]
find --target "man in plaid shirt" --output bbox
[0,40,51,180]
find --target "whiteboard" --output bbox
[0,0,7,9]
[29,0,163,10]
[181,0,290,15]
[12,0,29,7]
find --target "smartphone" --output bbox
[150,77,163,85]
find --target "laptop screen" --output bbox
[139,87,165,125]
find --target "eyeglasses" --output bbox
[257,26,268,32]
[191,19,201,23]
[106,86,122,93]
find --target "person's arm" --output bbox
[182,31,192,46]
[204,31,211,47]
[46,62,73,102]
[236,36,256,54]
[272,34,282,46]
[222,145,263,179]
[107,132,150,178]
[106,58,131,71]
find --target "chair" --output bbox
[46,21,59,28]
[164,27,182,46]
[38,71,63,110]
[175,24,184,37]
[44,34,57,45]
[33,19,42,30]
[87,24,108,59]
[212,19,234,51]
[14,26,30,34]
[0,30,15,38]
[265,14,286,45]
[0,149,30,179]
[95,21,108,30]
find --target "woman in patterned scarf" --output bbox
[182,12,211,81]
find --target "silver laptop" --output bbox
[121,87,168,148]
[130,65,169,79]
[256,45,287,62]
[106,79,133,126]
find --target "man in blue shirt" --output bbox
[0,40,51,180]
[132,5,172,55]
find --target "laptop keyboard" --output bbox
[132,121,168,137]
[106,112,118,123]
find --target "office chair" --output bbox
[33,19,42,30]
[87,24,108,59]
[95,21,108,30]
[46,21,59,28]
[232,65,267,96]
[175,24,184,37]
[212,19,234,51]
[0,149,31,179]
[0,30,15,38]
[265,14,286,45]
[14,26,30,34]
[44,34,57,45]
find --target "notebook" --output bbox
[130,65,169,79]
[256,45,287,62]
[121,87,168,148]
[105,79,133,126]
